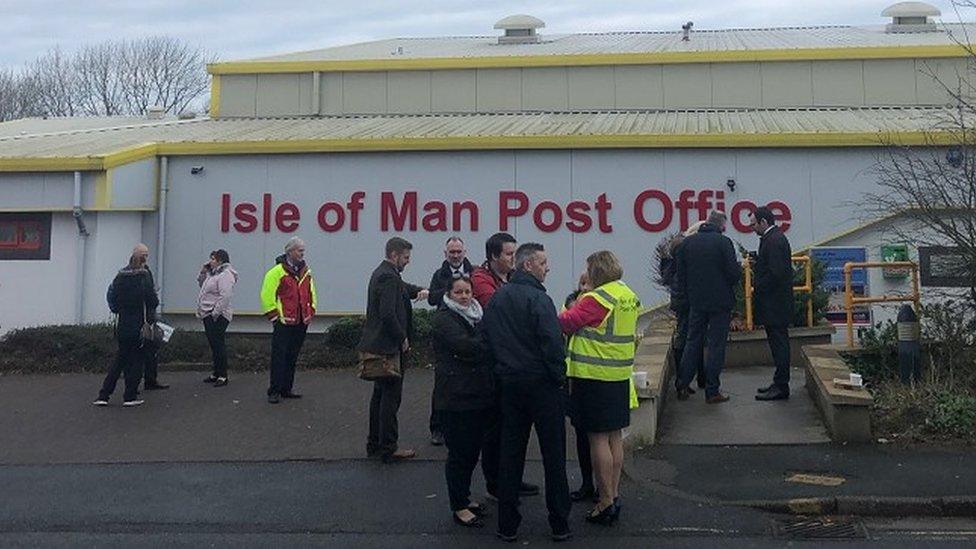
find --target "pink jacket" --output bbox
[197,263,238,321]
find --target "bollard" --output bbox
[897,304,921,384]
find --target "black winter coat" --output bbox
[675,223,742,313]
[358,260,424,355]
[754,226,794,327]
[431,308,495,411]
[480,270,566,386]
[427,258,473,307]
[107,267,159,342]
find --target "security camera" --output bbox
[190,166,205,175]
[726,178,736,192]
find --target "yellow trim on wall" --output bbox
[93,171,112,209]
[0,130,957,173]
[207,45,970,74]
[210,74,221,118]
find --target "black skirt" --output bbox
[569,377,630,433]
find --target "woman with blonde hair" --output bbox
[559,251,641,525]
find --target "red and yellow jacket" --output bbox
[260,256,317,325]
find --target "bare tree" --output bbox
[22,47,79,117]
[119,37,215,115]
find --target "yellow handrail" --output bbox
[743,255,814,331]
[843,261,921,349]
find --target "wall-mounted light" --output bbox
[190,166,205,175]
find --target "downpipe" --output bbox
[73,171,89,323]
[157,156,168,311]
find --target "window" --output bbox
[0,213,52,260]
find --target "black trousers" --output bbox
[678,308,731,398]
[673,306,705,389]
[429,399,444,435]
[142,340,160,385]
[443,409,491,511]
[480,392,502,495]
[99,338,145,402]
[367,362,404,457]
[574,424,594,492]
[497,379,570,536]
[203,315,230,378]
[765,324,791,391]
[268,322,307,396]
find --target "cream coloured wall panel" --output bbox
[522,67,568,110]
[710,63,761,108]
[762,61,813,107]
[663,64,711,108]
[343,72,388,114]
[388,71,432,113]
[613,65,664,108]
[812,61,864,106]
[916,57,970,105]
[256,74,303,116]
[476,69,522,111]
[431,70,476,112]
[297,72,315,115]
[863,59,917,105]
[219,74,257,117]
[567,66,615,109]
[320,73,343,115]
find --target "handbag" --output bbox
[357,351,401,380]
[140,303,165,345]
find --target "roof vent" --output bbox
[882,2,940,33]
[146,105,165,120]
[494,14,544,44]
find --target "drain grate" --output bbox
[775,517,867,540]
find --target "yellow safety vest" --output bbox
[566,280,641,408]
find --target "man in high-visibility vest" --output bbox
[559,250,639,525]
[260,237,317,404]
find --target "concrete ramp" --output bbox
[658,365,830,445]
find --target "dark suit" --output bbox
[674,223,742,398]
[360,260,424,458]
[754,225,794,391]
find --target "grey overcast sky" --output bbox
[0,0,965,69]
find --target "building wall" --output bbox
[157,148,891,326]
[217,58,969,117]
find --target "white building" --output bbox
[0,4,967,337]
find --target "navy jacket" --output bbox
[754,225,794,327]
[675,223,742,313]
[480,270,566,386]
[107,266,159,342]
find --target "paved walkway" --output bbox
[658,365,830,445]
[0,368,558,466]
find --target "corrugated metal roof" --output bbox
[239,24,975,63]
[0,116,179,138]
[0,107,959,159]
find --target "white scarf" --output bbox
[443,296,483,327]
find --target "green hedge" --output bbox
[0,312,435,374]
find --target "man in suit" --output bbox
[359,237,429,463]
[674,211,742,404]
[426,236,473,446]
[750,206,795,401]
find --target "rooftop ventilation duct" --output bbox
[146,105,165,120]
[882,2,941,33]
[494,14,544,44]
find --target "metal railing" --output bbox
[843,261,921,348]
[743,255,814,331]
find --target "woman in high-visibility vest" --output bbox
[558,251,640,526]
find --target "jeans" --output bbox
[268,322,307,396]
[99,338,145,402]
[673,306,706,389]
[367,360,404,457]
[678,308,732,398]
[497,378,570,536]
[203,315,230,378]
[443,409,491,511]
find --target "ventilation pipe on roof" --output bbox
[146,105,165,119]
[883,2,941,33]
[682,21,694,41]
[494,14,544,44]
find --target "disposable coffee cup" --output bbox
[633,371,648,389]
[849,373,863,387]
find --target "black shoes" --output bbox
[551,530,574,542]
[519,481,540,496]
[585,502,617,526]
[570,486,598,503]
[430,431,445,446]
[268,393,281,404]
[495,531,518,543]
[676,387,691,401]
[213,377,228,387]
[204,375,219,383]
[144,382,169,390]
[755,387,790,401]
[281,391,302,399]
